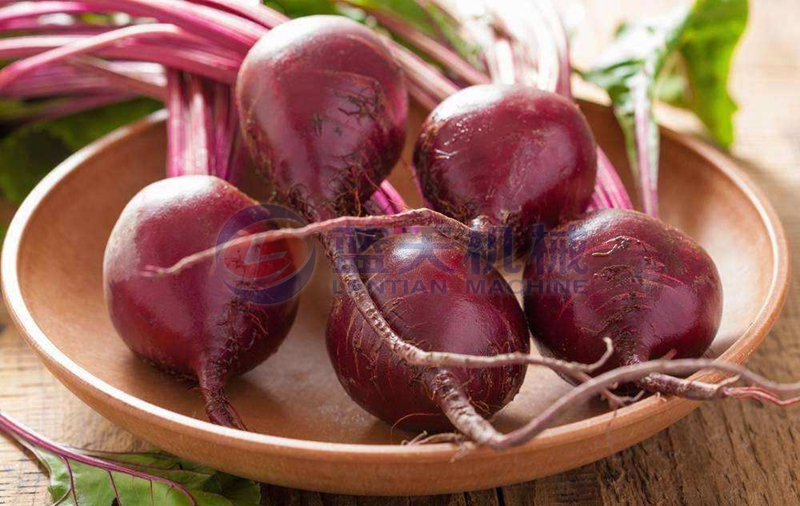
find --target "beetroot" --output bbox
[236,15,408,221]
[326,234,529,431]
[523,209,725,394]
[413,85,597,256]
[104,175,300,428]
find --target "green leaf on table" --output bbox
[582,0,748,213]
[0,98,160,203]
[84,450,261,504]
[15,442,260,505]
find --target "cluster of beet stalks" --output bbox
[1,0,799,452]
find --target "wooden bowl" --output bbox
[1,103,790,496]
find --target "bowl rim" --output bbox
[1,107,791,462]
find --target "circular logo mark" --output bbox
[216,203,316,304]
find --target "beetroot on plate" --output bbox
[236,15,408,222]
[524,209,726,394]
[104,175,301,429]
[326,234,529,431]
[413,84,597,256]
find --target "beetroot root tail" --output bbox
[200,385,246,430]
[638,371,800,407]
[197,371,246,430]
[726,386,800,407]
[426,368,504,447]
[142,208,475,278]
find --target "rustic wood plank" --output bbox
[2,1,800,505]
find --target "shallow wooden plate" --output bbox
[1,103,790,495]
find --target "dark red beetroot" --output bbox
[236,15,407,222]
[326,234,529,431]
[104,176,301,428]
[524,208,725,395]
[413,85,597,256]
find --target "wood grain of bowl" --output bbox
[1,102,790,495]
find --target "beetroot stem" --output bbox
[390,43,460,101]
[537,0,572,97]
[166,70,187,178]
[0,412,200,505]
[0,35,241,83]
[368,181,408,215]
[35,0,267,52]
[590,148,634,210]
[70,57,166,100]
[0,1,104,28]
[186,76,214,176]
[188,0,287,28]
[21,92,134,122]
[632,82,659,217]
[343,1,490,86]
[639,372,800,406]
[0,24,195,92]
[211,81,234,180]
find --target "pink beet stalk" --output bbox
[43,0,266,51]
[633,82,659,217]
[589,146,634,211]
[0,24,193,91]
[189,0,287,28]
[186,76,213,176]
[346,2,489,86]
[0,412,201,505]
[166,70,187,178]
[0,33,241,84]
[0,1,103,28]
[71,58,166,100]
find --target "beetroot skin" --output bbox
[326,234,530,430]
[104,176,300,428]
[414,85,597,255]
[236,15,408,222]
[523,209,723,377]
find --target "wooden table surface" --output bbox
[2,1,799,504]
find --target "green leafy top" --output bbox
[666,0,748,147]
[585,0,747,149]
[0,98,160,204]
[29,447,260,505]
[1,411,260,506]
[582,0,748,216]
